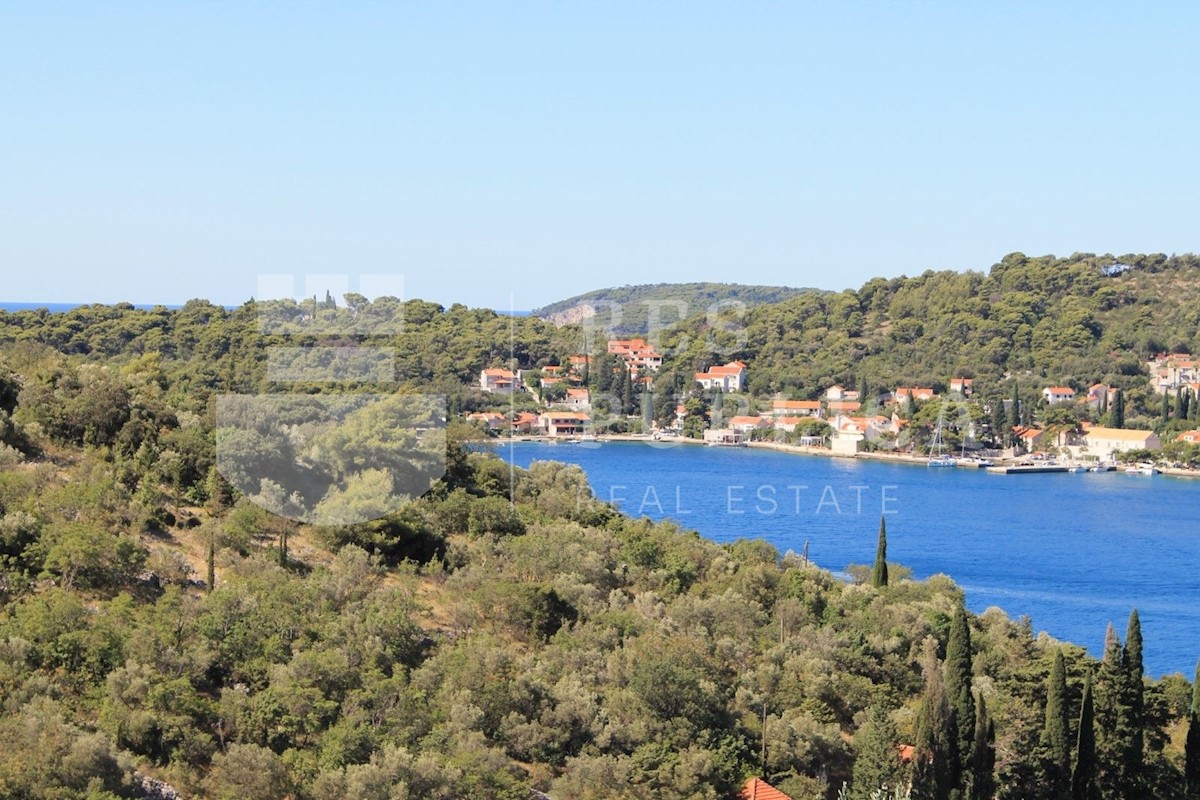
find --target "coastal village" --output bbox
[468,340,1200,473]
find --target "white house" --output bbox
[770,399,822,418]
[694,361,748,393]
[1042,386,1076,405]
[480,368,522,394]
[539,411,589,437]
[554,388,591,410]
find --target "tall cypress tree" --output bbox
[970,692,996,800]
[1043,649,1072,799]
[1186,660,1200,800]
[1111,390,1125,429]
[912,637,956,800]
[1009,382,1020,434]
[871,515,889,589]
[1096,622,1137,800]
[945,605,976,793]
[1123,610,1144,797]
[1072,672,1098,800]
[1163,390,1171,422]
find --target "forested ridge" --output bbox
[531,283,818,334]
[652,252,1200,411]
[0,253,1199,798]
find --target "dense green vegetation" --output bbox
[531,282,818,335]
[1,252,1199,797]
[650,252,1200,426]
[0,328,1198,799]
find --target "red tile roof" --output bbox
[738,777,793,800]
[773,399,821,410]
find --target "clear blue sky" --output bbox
[2,2,1198,310]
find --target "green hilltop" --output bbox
[531,282,820,334]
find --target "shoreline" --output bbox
[499,434,1200,479]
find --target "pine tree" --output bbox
[912,637,957,800]
[945,605,976,792]
[852,704,905,800]
[969,693,995,800]
[1186,660,1200,800]
[1071,672,1097,800]
[872,515,889,589]
[1042,649,1072,799]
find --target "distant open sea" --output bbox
[1,302,530,315]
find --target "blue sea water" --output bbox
[501,441,1200,677]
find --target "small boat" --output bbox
[927,409,956,467]
[1068,466,1087,473]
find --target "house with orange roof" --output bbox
[950,377,974,396]
[827,400,862,414]
[539,410,590,437]
[554,387,591,410]
[1042,386,1076,405]
[825,385,860,401]
[1012,426,1047,452]
[727,415,769,434]
[1176,429,1200,444]
[465,412,506,431]
[694,360,748,392]
[738,777,793,800]
[1085,383,1118,409]
[608,338,664,372]
[480,367,523,394]
[510,411,540,434]
[893,386,936,404]
[1148,353,1198,394]
[770,398,822,417]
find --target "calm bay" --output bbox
[501,440,1200,677]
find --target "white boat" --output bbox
[927,409,957,467]
[1068,466,1087,473]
